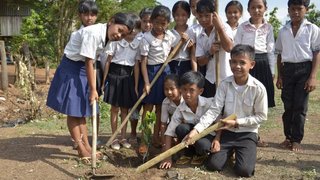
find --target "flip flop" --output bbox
[176,155,192,165]
[78,157,92,165]
[190,155,206,165]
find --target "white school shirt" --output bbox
[161,97,184,124]
[195,24,233,84]
[189,23,203,43]
[275,19,320,63]
[140,30,176,65]
[170,27,193,61]
[64,23,107,62]
[105,38,140,66]
[226,23,238,39]
[197,75,268,134]
[164,96,214,137]
[234,20,275,75]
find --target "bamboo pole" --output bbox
[105,40,185,147]
[136,114,237,173]
[214,0,220,86]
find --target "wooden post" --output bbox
[105,40,185,147]
[45,57,50,84]
[0,41,8,91]
[215,0,220,86]
[136,114,237,173]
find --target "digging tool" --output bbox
[215,0,220,86]
[105,39,186,147]
[136,114,237,173]
[87,62,114,179]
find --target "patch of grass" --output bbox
[302,168,317,180]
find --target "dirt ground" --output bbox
[0,65,320,180]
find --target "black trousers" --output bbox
[205,130,258,177]
[175,123,214,156]
[281,61,311,143]
[202,79,216,98]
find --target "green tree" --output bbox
[266,7,282,39]
[306,3,320,27]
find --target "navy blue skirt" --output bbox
[169,59,192,76]
[46,55,98,117]
[103,63,137,108]
[250,53,275,107]
[139,64,171,105]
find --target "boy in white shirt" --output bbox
[159,71,215,169]
[184,44,268,177]
[195,0,233,98]
[275,0,320,152]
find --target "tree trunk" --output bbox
[0,41,8,91]
[45,57,50,84]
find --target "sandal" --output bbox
[78,157,91,165]
[280,139,292,149]
[120,139,131,149]
[190,155,206,165]
[176,155,192,165]
[110,139,120,150]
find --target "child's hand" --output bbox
[143,84,151,94]
[180,32,189,41]
[276,76,283,89]
[135,87,139,96]
[212,12,223,30]
[218,119,237,130]
[89,90,99,105]
[183,129,198,147]
[159,158,172,169]
[304,77,317,92]
[187,39,195,48]
[211,139,220,153]
[210,42,220,55]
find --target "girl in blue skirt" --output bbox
[140,5,177,148]
[46,13,135,162]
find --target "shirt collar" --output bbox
[180,96,206,112]
[284,19,311,29]
[226,74,256,87]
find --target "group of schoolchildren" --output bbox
[46,0,320,177]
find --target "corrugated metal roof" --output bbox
[0,1,30,16]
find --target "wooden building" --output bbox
[0,0,31,37]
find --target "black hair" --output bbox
[230,44,255,61]
[172,1,191,18]
[129,13,141,30]
[78,0,98,15]
[196,0,215,14]
[248,0,267,9]
[139,7,153,19]
[225,0,243,14]
[288,0,310,7]
[112,12,135,32]
[150,5,171,22]
[164,74,180,87]
[179,71,205,89]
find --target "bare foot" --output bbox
[257,139,269,147]
[291,142,303,152]
[280,139,292,149]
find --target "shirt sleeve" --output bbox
[236,85,268,127]
[311,24,320,52]
[194,84,226,133]
[105,41,116,56]
[161,100,170,123]
[274,29,283,55]
[140,38,150,56]
[195,36,205,57]
[234,24,243,46]
[80,31,99,60]
[164,107,183,137]
[267,25,276,75]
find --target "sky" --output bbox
[157,0,320,25]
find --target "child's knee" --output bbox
[234,164,255,177]
[205,157,224,172]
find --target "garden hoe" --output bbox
[87,63,114,179]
